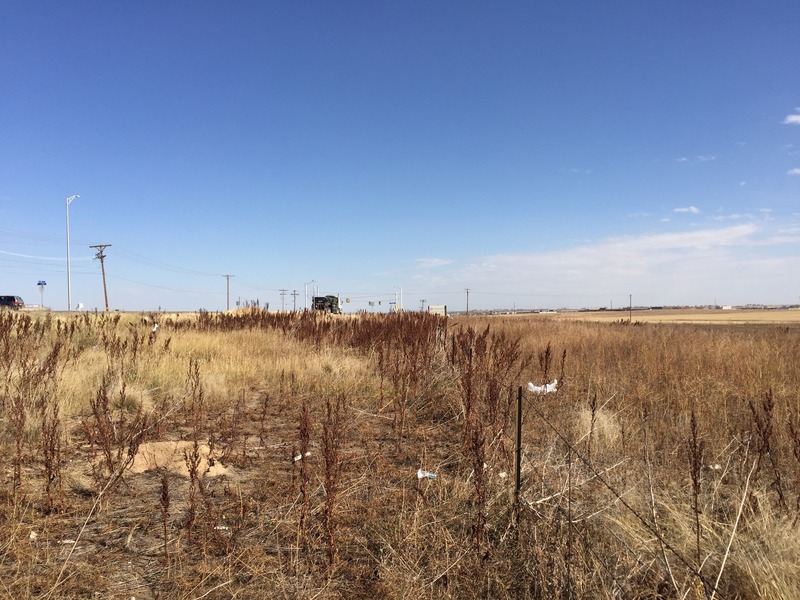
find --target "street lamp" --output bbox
[304,279,316,311]
[65,195,79,311]
[393,285,403,313]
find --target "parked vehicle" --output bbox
[312,295,341,314]
[0,295,25,309]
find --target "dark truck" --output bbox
[0,295,25,309]
[312,295,341,314]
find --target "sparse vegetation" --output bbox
[0,308,798,598]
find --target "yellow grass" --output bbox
[547,307,800,325]
[1,308,799,598]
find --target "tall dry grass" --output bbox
[0,308,797,598]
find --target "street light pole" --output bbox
[393,285,403,313]
[65,195,79,312]
[304,279,315,311]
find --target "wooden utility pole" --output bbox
[90,244,111,312]
[279,289,288,311]
[291,289,298,312]
[465,288,470,316]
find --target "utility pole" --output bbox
[279,289,288,312]
[629,294,632,324]
[89,244,111,312]
[465,288,470,316]
[291,289,298,312]
[223,275,234,311]
[420,299,426,312]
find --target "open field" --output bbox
[1,309,798,598]
[549,308,800,326]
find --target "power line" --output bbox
[105,273,225,294]
[109,245,221,277]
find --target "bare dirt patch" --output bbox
[129,440,233,478]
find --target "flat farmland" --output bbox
[547,307,800,326]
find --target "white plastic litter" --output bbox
[152,323,159,333]
[417,468,437,480]
[293,451,311,462]
[527,379,558,395]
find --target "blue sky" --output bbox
[2,2,798,312]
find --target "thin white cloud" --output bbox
[783,108,800,125]
[676,155,716,163]
[414,258,454,269]
[788,168,800,176]
[674,206,700,214]
[713,213,753,221]
[408,222,799,308]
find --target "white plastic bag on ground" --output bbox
[527,379,558,395]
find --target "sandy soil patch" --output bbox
[129,440,232,477]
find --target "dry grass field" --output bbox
[1,308,798,598]
[550,308,800,326]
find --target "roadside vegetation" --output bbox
[0,308,798,598]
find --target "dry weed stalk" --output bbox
[749,389,788,511]
[322,393,347,567]
[687,406,705,581]
[84,374,149,494]
[297,395,312,560]
[183,358,206,544]
[160,470,171,565]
